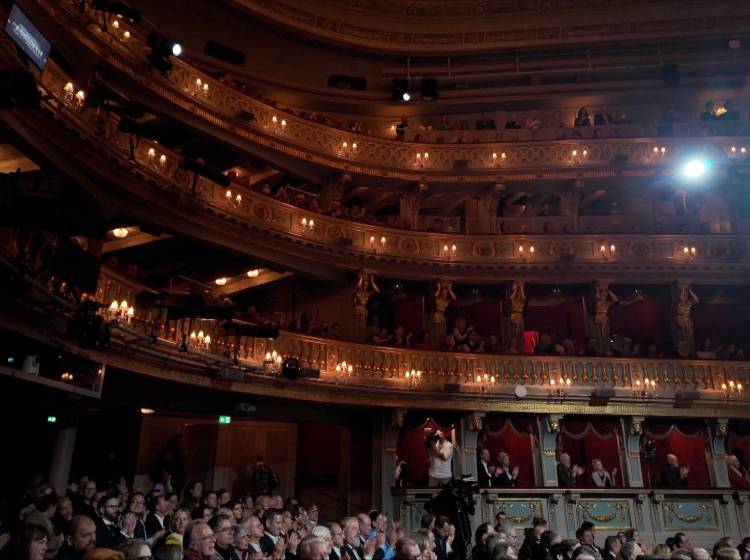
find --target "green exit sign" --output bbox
[218,415,232,425]
[47,416,57,423]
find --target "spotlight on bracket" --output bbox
[146,31,183,74]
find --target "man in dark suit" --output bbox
[477,448,494,487]
[433,516,456,560]
[603,536,621,560]
[56,515,97,560]
[94,494,131,549]
[557,453,584,487]
[145,495,168,540]
[661,454,689,488]
[342,517,364,560]
[260,508,285,556]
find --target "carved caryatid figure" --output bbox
[593,284,618,352]
[674,284,699,348]
[509,280,526,345]
[353,270,379,316]
[432,281,456,326]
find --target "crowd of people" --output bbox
[3,465,749,560]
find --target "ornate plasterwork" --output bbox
[227,0,750,54]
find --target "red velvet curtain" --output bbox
[609,298,672,351]
[642,420,711,489]
[524,300,587,350]
[396,417,456,485]
[447,300,504,341]
[392,297,425,338]
[480,416,537,487]
[693,303,748,346]
[559,418,621,487]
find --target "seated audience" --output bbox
[452,317,474,352]
[727,455,750,489]
[575,108,592,127]
[476,113,497,130]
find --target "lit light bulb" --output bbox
[215,277,227,286]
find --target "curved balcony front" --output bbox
[29,1,750,185]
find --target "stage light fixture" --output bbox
[682,158,711,179]
[146,31,182,74]
[391,78,409,101]
[402,92,410,102]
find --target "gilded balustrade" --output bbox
[35,1,750,182]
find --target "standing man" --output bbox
[428,432,453,488]
[661,454,689,488]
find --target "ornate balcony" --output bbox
[31,1,750,184]
[0,58,734,283]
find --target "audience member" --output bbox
[590,459,617,488]
[494,452,519,487]
[575,108,591,127]
[661,454,689,488]
[557,453,585,487]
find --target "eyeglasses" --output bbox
[216,527,232,533]
[196,534,217,542]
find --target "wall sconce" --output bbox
[599,243,616,260]
[215,277,227,286]
[475,373,496,394]
[192,78,210,97]
[189,329,211,351]
[404,368,422,389]
[158,154,167,167]
[548,375,571,400]
[571,148,588,163]
[368,235,386,253]
[301,216,315,233]
[335,361,353,383]
[442,243,457,259]
[75,89,86,109]
[264,350,283,372]
[63,82,75,106]
[338,141,357,158]
[634,377,657,401]
[414,152,430,168]
[246,269,261,278]
[721,379,744,401]
[652,146,667,160]
[518,243,535,261]
[60,372,74,382]
[104,299,133,324]
[112,228,129,239]
[123,30,131,40]
[269,115,287,133]
[225,189,242,208]
[682,245,697,261]
[491,152,507,166]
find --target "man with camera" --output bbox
[427,431,454,488]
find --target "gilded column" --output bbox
[711,419,730,488]
[353,270,379,342]
[623,417,645,488]
[431,280,456,347]
[320,172,349,213]
[399,183,426,230]
[538,414,562,487]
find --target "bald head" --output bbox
[67,515,96,554]
[667,454,679,467]
[560,453,571,466]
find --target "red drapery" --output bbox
[392,297,425,338]
[693,303,748,346]
[559,418,621,487]
[396,417,456,485]
[728,422,750,468]
[641,420,711,489]
[524,300,586,351]
[609,298,672,351]
[479,416,537,487]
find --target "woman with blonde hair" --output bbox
[415,528,436,560]
[82,549,125,560]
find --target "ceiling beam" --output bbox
[103,232,171,253]
[213,270,293,296]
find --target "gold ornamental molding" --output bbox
[22,54,750,283]
[226,0,750,54]
[30,1,750,185]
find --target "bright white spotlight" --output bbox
[171,43,183,56]
[682,158,711,179]
[402,92,411,102]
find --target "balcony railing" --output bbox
[22,59,748,279]
[36,1,750,181]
